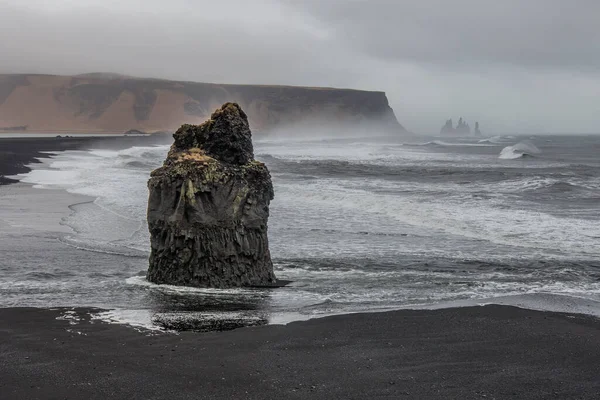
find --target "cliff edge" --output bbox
[146,103,276,288]
[0,73,405,134]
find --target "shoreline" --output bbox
[0,134,170,185]
[2,304,600,399]
[2,136,600,325]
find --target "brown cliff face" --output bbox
[0,73,404,134]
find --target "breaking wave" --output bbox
[499,140,541,160]
[412,140,494,148]
[478,136,506,144]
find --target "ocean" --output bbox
[5,134,600,330]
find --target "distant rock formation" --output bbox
[0,73,406,135]
[146,103,277,288]
[440,117,475,136]
[440,119,454,135]
[455,118,471,135]
[474,122,482,136]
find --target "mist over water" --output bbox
[8,133,600,330]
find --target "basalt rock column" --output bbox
[146,103,276,288]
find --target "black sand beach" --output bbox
[1,136,600,399]
[1,306,599,399]
[0,134,170,185]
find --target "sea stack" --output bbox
[146,103,276,288]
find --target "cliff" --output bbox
[146,103,276,288]
[0,73,404,134]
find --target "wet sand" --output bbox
[1,306,599,399]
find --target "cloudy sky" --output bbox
[1,0,599,133]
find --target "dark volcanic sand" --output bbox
[0,135,170,185]
[1,306,599,399]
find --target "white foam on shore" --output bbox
[90,309,167,333]
[55,310,82,325]
[84,292,600,333]
[19,169,80,188]
[420,293,600,318]
[125,275,259,296]
[271,293,600,326]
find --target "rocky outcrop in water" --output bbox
[146,103,277,288]
[440,117,473,135]
[440,119,454,135]
[455,118,471,135]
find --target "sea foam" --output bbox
[499,140,541,159]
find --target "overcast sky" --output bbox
[1,0,599,134]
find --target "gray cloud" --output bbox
[285,0,600,72]
[0,0,599,133]
[0,1,344,84]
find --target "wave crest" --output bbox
[499,140,541,160]
[409,140,495,148]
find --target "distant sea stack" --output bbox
[0,73,405,135]
[440,117,481,136]
[146,103,276,288]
